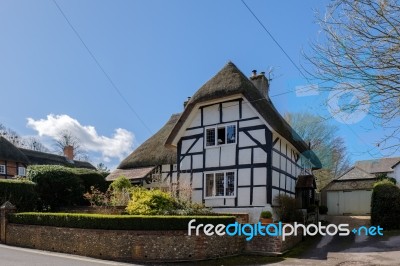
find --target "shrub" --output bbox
[371,179,400,230]
[375,173,397,185]
[74,168,108,192]
[0,179,38,211]
[28,165,84,210]
[9,212,235,231]
[319,205,328,215]
[126,187,211,215]
[109,176,132,192]
[260,211,272,219]
[28,165,107,210]
[273,194,303,223]
[126,187,178,215]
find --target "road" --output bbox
[0,244,139,266]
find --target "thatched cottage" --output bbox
[321,157,400,215]
[0,136,95,178]
[108,62,321,221]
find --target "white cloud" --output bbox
[27,114,134,161]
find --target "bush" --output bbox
[375,173,397,185]
[28,165,107,210]
[109,176,132,192]
[273,195,303,223]
[9,212,235,230]
[126,187,211,215]
[371,179,400,230]
[74,168,108,192]
[0,179,38,211]
[319,205,328,215]
[28,165,84,210]
[126,187,178,215]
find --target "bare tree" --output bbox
[54,130,89,161]
[96,163,110,173]
[0,123,49,152]
[0,124,23,147]
[304,0,400,152]
[21,137,50,152]
[285,112,350,189]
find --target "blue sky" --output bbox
[1,0,397,169]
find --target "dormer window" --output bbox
[205,123,236,147]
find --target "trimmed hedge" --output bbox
[73,168,108,192]
[0,179,38,211]
[8,212,236,231]
[28,165,107,210]
[371,180,400,230]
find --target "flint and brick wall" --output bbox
[3,221,303,262]
[245,232,303,254]
[6,224,244,262]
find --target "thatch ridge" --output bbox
[118,114,180,169]
[20,148,96,169]
[166,62,321,168]
[0,137,29,164]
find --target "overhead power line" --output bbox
[240,0,379,159]
[52,0,152,134]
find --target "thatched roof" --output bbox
[0,137,29,164]
[106,167,155,181]
[118,114,180,169]
[165,62,321,169]
[20,148,96,169]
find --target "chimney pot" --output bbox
[183,97,191,109]
[63,145,74,161]
[249,70,269,99]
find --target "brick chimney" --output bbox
[63,145,74,160]
[250,70,269,99]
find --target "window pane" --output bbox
[206,128,215,146]
[18,167,26,176]
[217,127,226,145]
[205,174,214,197]
[227,125,236,144]
[215,173,224,196]
[226,172,235,196]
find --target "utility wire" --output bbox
[241,0,379,159]
[52,0,152,134]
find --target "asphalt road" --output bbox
[0,244,139,266]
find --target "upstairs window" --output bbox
[205,124,236,147]
[0,165,5,174]
[18,167,26,176]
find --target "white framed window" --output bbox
[18,167,26,176]
[0,165,5,174]
[205,123,236,147]
[204,171,236,198]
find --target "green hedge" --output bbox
[371,180,400,230]
[28,165,106,210]
[0,179,38,211]
[9,212,236,230]
[73,168,108,192]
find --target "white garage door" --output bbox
[327,190,372,215]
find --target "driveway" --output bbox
[272,216,400,265]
